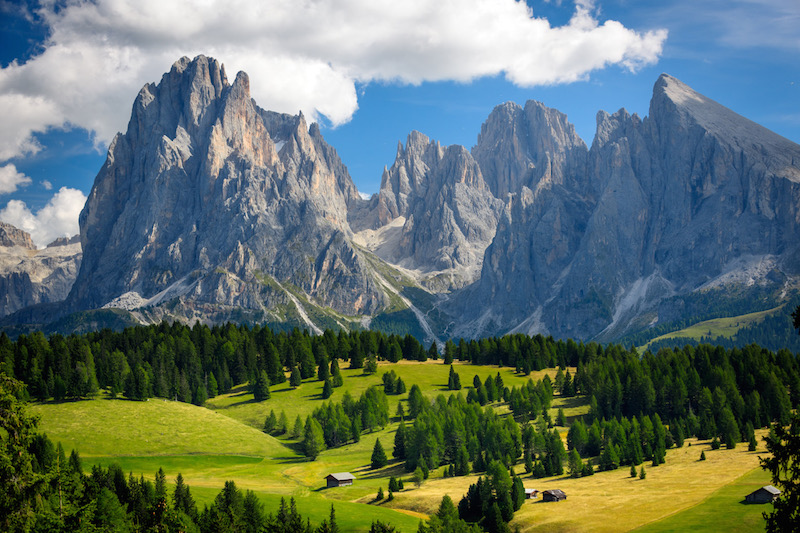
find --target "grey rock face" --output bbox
[455,74,800,340]
[355,131,505,290]
[0,224,81,317]
[12,60,794,342]
[68,55,385,321]
[0,222,36,249]
[472,100,589,198]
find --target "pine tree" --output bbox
[207,372,218,398]
[292,415,303,438]
[388,477,399,492]
[253,370,271,401]
[322,378,333,399]
[264,410,277,433]
[290,366,302,388]
[329,504,340,533]
[278,410,288,435]
[371,438,388,469]
[393,422,406,460]
[639,466,646,480]
[318,356,330,381]
[331,359,344,387]
[700,450,706,461]
[448,365,462,390]
[630,463,637,478]
[302,417,326,460]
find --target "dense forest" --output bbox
[1,318,799,532]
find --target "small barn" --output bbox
[525,489,539,500]
[542,489,567,502]
[325,472,355,488]
[745,485,781,504]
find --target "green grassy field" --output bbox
[642,305,784,350]
[633,467,771,533]
[32,360,770,532]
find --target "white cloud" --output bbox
[0,0,668,161]
[0,164,32,194]
[0,187,87,248]
[41,179,52,190]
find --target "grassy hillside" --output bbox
[30,395,285,458]
[205,360,552,429]
[641,305,784,351]
[634,467,771,533]
[32,360,770,532]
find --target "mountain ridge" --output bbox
[3,60,799,344]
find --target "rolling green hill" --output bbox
[31,359,772,532]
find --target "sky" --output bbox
[0,0,798,247]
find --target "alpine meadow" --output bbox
[2,1,800,532]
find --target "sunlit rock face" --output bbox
[69,55,386,322]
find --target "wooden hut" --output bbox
[542,489,567,502]
[524,489,539,500]
[325,472,355,488]
[745,485,780,503]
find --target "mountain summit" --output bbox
[67,55,385,326]
[5,62,799,343]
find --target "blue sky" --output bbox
[0,0,797,247]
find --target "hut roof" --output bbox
[326,472,356,481]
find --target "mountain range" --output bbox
[3,55,799,343]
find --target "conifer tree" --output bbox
[253,370,271,401]
[290,366,302,388]
[278,410,288,435]
[371,438,388,469]
[318,356,330,381]
[207,372,218,398]
[330,359,344,387]
[448,365,462,390]
[292,415,303,438]
[322,378,333,399]
[264,410,277,433]
[393,422,406,460]
[302,417,326,460]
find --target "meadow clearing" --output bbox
[31,359,771,532]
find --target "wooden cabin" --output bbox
[325,472,355,488]
[542,489,567,502]
[745,485,780,504]
[525,489,539,500]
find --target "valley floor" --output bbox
[31,360,770,532]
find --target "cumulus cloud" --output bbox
[0,0,667,161]
[0,187,87,248]
[41,179,52,190]
[0,164,32,194]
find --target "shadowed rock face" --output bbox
[450,74,800,340]
[68,55,385,320]
[0,224,81,317]
[14,56,796,341]
[355,131,505,290]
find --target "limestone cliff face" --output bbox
[68,55,384,322]
[454,74,800,340]
[0,225,81,317]
[355,131,504,290]
[7,64,799,342]
[472,100,589,198]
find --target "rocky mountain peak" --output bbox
[472,99,588,198]
[68,55,384,320]
[0,222,36,250]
